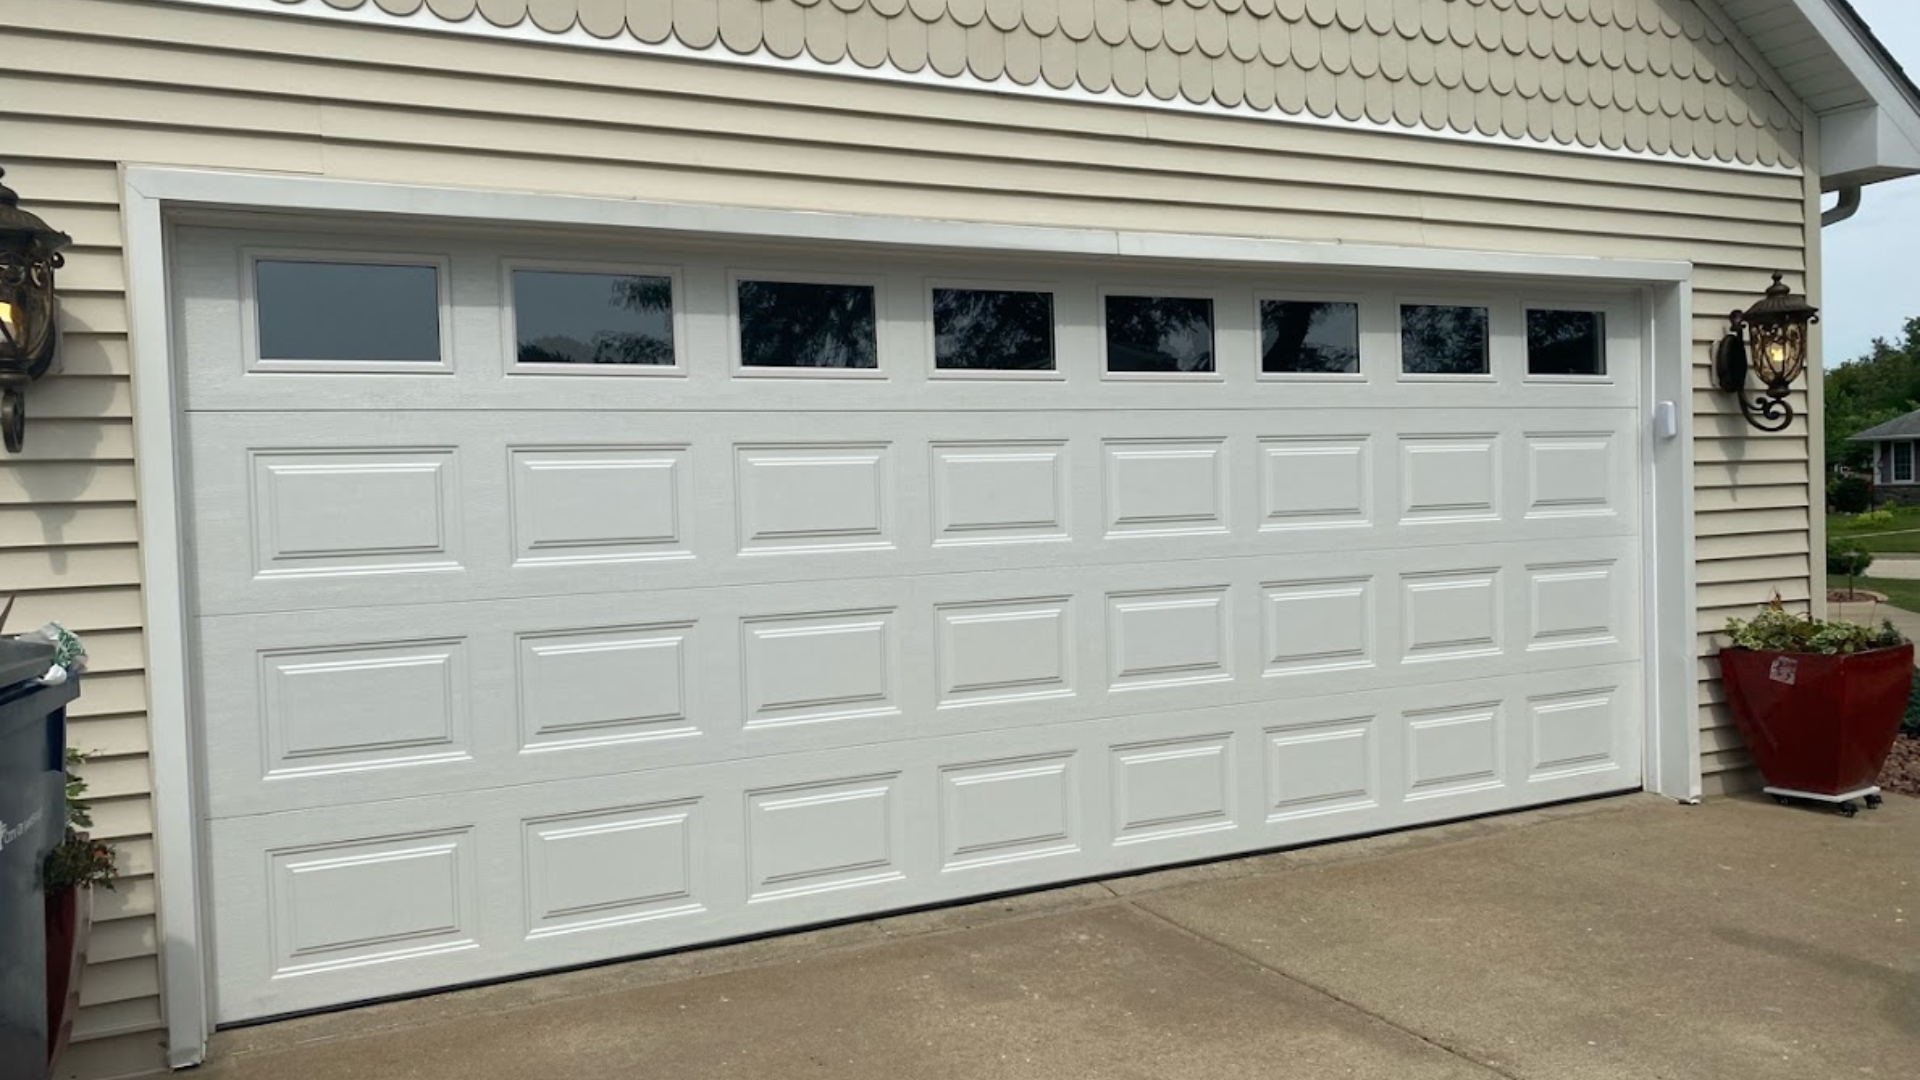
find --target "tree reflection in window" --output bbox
[738,279,878,368]
[1261,300,1360,374]
[1400,304,1490,375]
[1526,309,1607,376]
[933,288,1055,370]
[1105,295,1215,373]
[513,270,675,365]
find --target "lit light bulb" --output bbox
[0,299,15,342]
[1764,341,1788,366]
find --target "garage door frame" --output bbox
[121,165,1700,1069]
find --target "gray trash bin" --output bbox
[1,639,75,1080]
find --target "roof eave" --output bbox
[1800,1,1920,190]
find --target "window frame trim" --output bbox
[727,268,889,379]
[500,256,688,377]
[240,246,454,375]
[1251,289,1368,382]
[1392,293,1497,382]
[1518,297,1621,384]
[1895,440,1914,484]
[1096,284,1224,382]
[923,276,1066,382]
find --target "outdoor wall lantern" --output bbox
[1712,272,1819,434]
[0,166,73,454]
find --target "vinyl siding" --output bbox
[0,1,1815,1075]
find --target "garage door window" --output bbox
[931,287,1056,372]
[255,258,441,364]
[1259,298,1361,375]
[737,278,879,370]
[511,268,677,368]
[1525,309,1607,377]
[1400,304,1490,376]
[1104,294,1215,375]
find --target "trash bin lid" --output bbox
[0,638,55,691]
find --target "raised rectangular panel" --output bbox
[518,624,698,751]
[509,446,690,566]
[935,597,1074,708]
[1103,438,1229,537]
[1266,718,1376,821]
[260,639,469,778]
[1528,562,1619,651]
[1400,435,1498,523]
[1402,570,1502,663]
[523,800,702,937]
[747,774,904,900]
[1405,703,1504,800]
[1107,587,1233,691]
[268,830,478,977]
[1259,437,1370,531]
[1262,577,1374,676]
[931,442,1069,546]
[1111,734,1235,844]
[1529,689,1620,779]
[737,443,893,554]
[250,449,460,577]
[940,753,1078,870]
[1526,433,1615,518]
[742,610,899,728]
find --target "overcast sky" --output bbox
[1821,0,1920,365]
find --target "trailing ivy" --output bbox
[1724,602,1906,656]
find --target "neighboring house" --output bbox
[1851,409,1920,502]
[4,1,1920,1075]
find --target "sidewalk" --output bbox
[187,793,1920,1080]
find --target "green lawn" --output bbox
[1857,576,1920,614]
[1828,505,1920,554]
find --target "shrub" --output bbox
[1855,507,1896,527]
[1828,538,1875,581]
[1724,601,1905,656]
[1829,473,1873,513]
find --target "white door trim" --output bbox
[119,165,1698,1068]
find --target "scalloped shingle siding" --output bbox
[291,0,1802,167]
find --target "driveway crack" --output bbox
[1116,897,1528,1080]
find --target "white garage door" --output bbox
[175,223,1645,1022]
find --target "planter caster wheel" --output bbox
[1837,801,1859,818]
[1865,794,1884,809]
[1771,794,1792,806]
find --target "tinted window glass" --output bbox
[1105,295,1215,373]
[256,260,440,362]
[933,288,1055,371]
[1400,304,1490,375]
[1526,309,1607,376]
[738,280,878,369]
[1261,300,1360,374]
[513,270,675,366]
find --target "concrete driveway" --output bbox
[189,794,1919,1080]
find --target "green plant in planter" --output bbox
[45,748,118,892]
[1905,670,1920,736]
[1724,602,1906,656]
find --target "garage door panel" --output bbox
[178,228,1640,416]
[183,409,1639,617]
[196,538,1638,817]
[206,662,1639,1020]
[181,225,1648,1023]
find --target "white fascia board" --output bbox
[1794,0,1920,185]
[1821,104,1920,188]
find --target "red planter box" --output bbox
[46,885,92,1074]
[1717,644,1913,796]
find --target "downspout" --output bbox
[1823,185,1863,227]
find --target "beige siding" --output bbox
[0,1,1814,1075]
